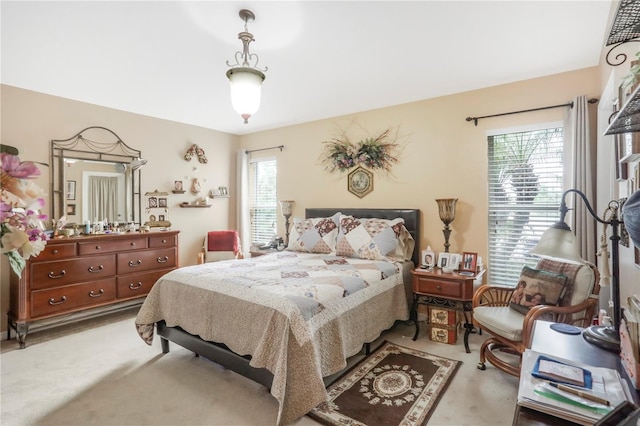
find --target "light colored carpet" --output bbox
[1,310,519,425]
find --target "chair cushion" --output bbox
[508,266,568,315]
[474,306,526,342]
[205,251,236,262]
[535,259,595,307]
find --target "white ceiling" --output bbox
[2,1,614,136]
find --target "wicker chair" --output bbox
[472,259,600,377]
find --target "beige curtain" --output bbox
[568,95,597,265]
[236,149,250,257]
[88,176,118,223]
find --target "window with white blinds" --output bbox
[487,127,564,286]
[249,158,277,245]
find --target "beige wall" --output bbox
[5,64,639,338]
[243,66,601,266]
[1,85,238,334]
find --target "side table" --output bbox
[249,248,278,257]
[410,268,482,353]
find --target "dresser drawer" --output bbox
[31,279,117,317]
[30,255,116,290]
[413,277,462,298]
[78,237,147,255]
[149,234,177,248]
[117,247,177,274]
[32,243,77,262]
[116,269,172,299]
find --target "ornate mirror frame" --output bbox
[50,126,143,225]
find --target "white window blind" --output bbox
[487,127,564,286]
[249,158,277,244]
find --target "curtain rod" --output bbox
[465,98,599,126]
[246,145,284,154]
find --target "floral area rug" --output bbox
[309,341,461,426]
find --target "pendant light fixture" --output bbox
[226,9,267,124]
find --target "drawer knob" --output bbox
[47,270,66,279]
[157,256,169,263]
[128,260,142,267]
[89,289,105,298]
[52,249,59,254]
[95,245,101,250]
[129,282,142,290]
[130,242,136,246]
[88,265,104,273]
[161,239,167,243]
[436,285,442,290]
[48,296,67,305]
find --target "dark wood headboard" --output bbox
[305,208,421,266]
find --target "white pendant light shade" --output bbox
[528,225,584,264]
[226,67,265,124]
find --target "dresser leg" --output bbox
[15,322,28,349]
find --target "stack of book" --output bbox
[518,349,632,425]
[621,295,640,389]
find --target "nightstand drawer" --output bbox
[413,277,462,298]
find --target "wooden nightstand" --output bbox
[410,268,483,353]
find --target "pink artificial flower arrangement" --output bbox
[1,153,49,275]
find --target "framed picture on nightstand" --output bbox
[449,253,461,270]
[437,253,450,269]
[421,249,436,268]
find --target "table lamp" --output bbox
[529,189,622,352]
[279,200,295,246]
[435,198,458,253]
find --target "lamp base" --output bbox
[582,325,620,353]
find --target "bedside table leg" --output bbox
[412,296,420,341]
[462,310,472,353]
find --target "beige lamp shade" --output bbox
[435,198,457,224]
[528,224,584,264]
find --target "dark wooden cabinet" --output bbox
[8,230,179,348]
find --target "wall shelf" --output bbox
[606,84,640,135]
[179,202,211,208]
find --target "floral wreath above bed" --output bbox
[321,128,401,174]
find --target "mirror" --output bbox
[50,126,143,227]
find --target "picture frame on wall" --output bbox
[66,204,76,215]
[66,180,76,200]
[461,252,478,272]
[159,198,167,208]
[437,253,450,269]
[421,249,436,268]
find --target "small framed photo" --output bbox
[66,204,76,215]
[449,253,461,270]
[148,197,158,208]
[437,253,450,269]
[461,252,478,273]
[421,249,436,268]
[159,198,167,208]
[158,215,165,221]
[66,180,76,200]
[174,180,184,192]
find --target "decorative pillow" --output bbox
[509,266,568,315]
[335,215,414,261]
[286,212,341,254]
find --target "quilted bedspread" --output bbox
[135,251,411,424]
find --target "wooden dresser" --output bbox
[8,230,179,348]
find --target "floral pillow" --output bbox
[509,266,568,315]
[335,215,414,261]
[286,212,341,254]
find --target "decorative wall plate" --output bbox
[347,166,373,198]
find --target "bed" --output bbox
[135,208,420,424]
